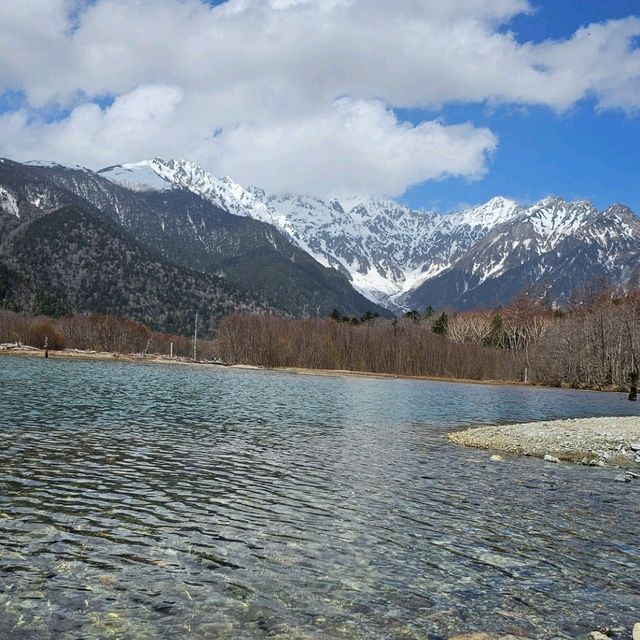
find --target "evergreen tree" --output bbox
[484,313,505,348]
[35,291,69,318]
[361,310,380,323]
[432,311,449,335]
[404,309,420,323]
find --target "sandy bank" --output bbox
[449,416,640,466]
[0,345,213,367]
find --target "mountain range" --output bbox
[101,158,640,310]
[0,158,387,333]
[1,155,639,335]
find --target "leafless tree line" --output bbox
[528,289,640,389]
[215,287,640,390]
[215,314,523,381]
[435,289,639,388]
[3,285,639,390]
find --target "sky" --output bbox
[0,0,638,212]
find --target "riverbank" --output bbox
[0,345,211,367]
[0,345,633,392]
[0,345,540,388]
[449,416,640,466]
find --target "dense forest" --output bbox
[2,285,639,391]
[0,206,270,335]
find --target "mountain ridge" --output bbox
[98,158,640,310]
[0,158,390,327]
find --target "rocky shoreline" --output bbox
[449,416,640,468]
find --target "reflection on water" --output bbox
[0,356,639,639]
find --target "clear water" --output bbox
[0,356,639,640]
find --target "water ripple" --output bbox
[0,356,639,639]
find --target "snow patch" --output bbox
[26,160,89,172]
[0,186,19,218]
[98,161,174,191]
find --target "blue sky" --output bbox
[401,0,640,212]
[0,0,638,212]
[400,98,640,213]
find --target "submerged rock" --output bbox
[614,474,631,483]
[448,634,533,640]
[544,454,560,463]
[490,454,505,462]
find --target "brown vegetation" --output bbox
[3,284,639,391]
[215,314,523,381]
[0,310,216,359]
[529,288,640,389]
[215,286,640,390]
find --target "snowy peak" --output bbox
[153,158,279,224]
[98,157,640,310]
[446,196,520,229]
[98,160,175,191]
[526,197,592,237]
[26,160,90,173]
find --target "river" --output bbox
[1,356,639,639]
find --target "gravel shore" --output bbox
[448,416,640,466]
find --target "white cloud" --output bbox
[209,99,497,196]
[0,85,184,163]
[0,0,638,196]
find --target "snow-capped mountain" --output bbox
[99,160,525,305]
[99,158,640,310]
[0,158,388,323]
[406,198,640,310]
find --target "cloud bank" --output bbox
[0,0,638,196]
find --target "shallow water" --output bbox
[0,356,639,639]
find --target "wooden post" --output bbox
[630,371,638,401]
[170,342,173,359]
[44,335,49,359]
[193,312,198,362]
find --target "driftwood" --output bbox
[0,343,38,351]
